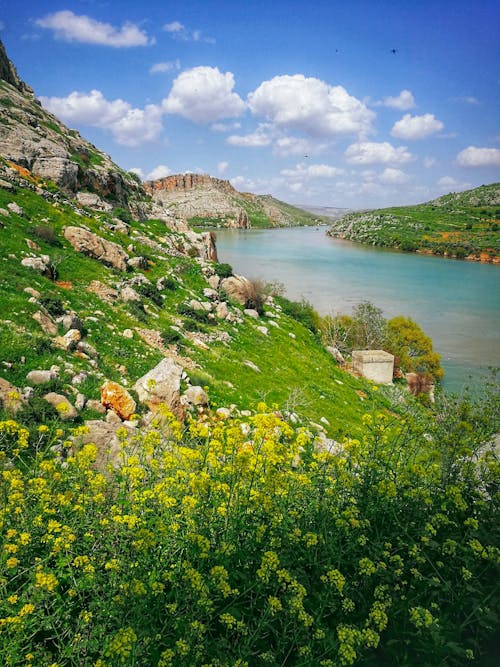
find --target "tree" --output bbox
[386,316,444,381]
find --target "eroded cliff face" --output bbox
[144,173,250,228]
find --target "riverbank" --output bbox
[215,227,500,392]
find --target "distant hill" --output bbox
[144,173,326,228]
[327,183,500,262]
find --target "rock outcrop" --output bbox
[133,358,183,417]
[100,381,137,420]
[64,226,129,271]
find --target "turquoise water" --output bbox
[215,227,500,392]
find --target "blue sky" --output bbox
[1,0,499,208]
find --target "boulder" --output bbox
[43,392,78,419]
[127,256,149,270]
[76,341,99,359]
[24,287,41,298]
[208,274,220,290]
[53,328,81,351]
[25,238,41,252]
[215,302,229,320]
[86,399,106,414]
[244,309,259,319]
[120,286,141,302]
[26,369,58,385]
[133,357,183,417]
[58,313,83,332]
[32,157,79,190]
[71,419,137,470]
[87,280,119,303]
[0,377,25,413]
[256,326,269,336]
[64,226,129,271]
[21,255,52,276]
[182,385,209,406]
[100,381,136,421]
[7,202,24,216]
[32,310,58,336]
[76,192,113,212]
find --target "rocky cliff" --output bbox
[0,39,144,210]
[145,173,323,229]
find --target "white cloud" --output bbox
[40,89,163,147]
[248,74,375,137]
[379,168,409,184]
[451,96,480,105]
[150,60,181,74]
[423,156,436,168]
[281,163,344,179]
[345,141,413,165]
[35,10,152,47]
[382,89,416,110]
[217,161,229,174]
[391,113,444,140]
[163,20,215,44]
[456,146,500,167]
[129,167,144,179]
[437,176,471,191]
[211,121,241,132]
[273,136,328,157]
[227,125,271,147]
[163,67,245,124]
[146,165,172,180]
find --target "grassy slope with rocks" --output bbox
[0,41,499,667]
[327,183,500,261]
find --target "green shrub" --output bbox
[32,225,61,247]
[161,328,183,346]
[135,282,163,307]
[39,295,65,318]
[276,296,320,333]
[178,303,210,323]
[126,300,149,323]
[213,262,233,279]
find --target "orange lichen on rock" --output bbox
[100,381,136,421]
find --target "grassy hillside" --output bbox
[328,183,500,262]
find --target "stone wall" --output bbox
[352,350,394,385]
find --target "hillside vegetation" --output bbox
[327,183,500,262]
[1,39,499,667]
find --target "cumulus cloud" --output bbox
[345,141,413,165]
[281,163,344,179]
[226,125,272,147]
[150,60,181,74]
[40,89,163,147]
[456,146,500,167]
[248,74,375,137]
[437,176,471,192]
[128,167,144,179]
[163,20,215,44]
[273,136,328,157]
[451,96,480,105]
[217,161,229,174]
[423,156,436,168]
[391,113,444,140]
[163,67,245,124]
[211,121,241,132]
[378,168,409,184]
[146,165,172,180]
[35,10,152,47]
[381,89,416,110]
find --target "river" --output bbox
[214,226,500,392]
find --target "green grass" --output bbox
[328,183,500,259]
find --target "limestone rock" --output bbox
[25,238,41,251]
[215,302,229,320]
[326,345,345,365]
[86,399,106,414]
[32,157,79,190]
[58,313,83,332]
[243,360,261,373]
[133,357,183,417]
[127,256,149,270]
[21,255,52,276]
[182,385,209,406]
[0,377,25,413]
[32,310,58,336]
[120,286,141,302]
[244,309,259,319]
[87,280,119,303]
[122,329,134,339]
[76,341,99,359]
[26,369,58,385]
[100,381,136,421]
[53,329,81,351]
[7,202,24,216]
[43,392,77,419]
[24,287,41,298]
[76,192,113,212]
[71,419,137,470]
[256,326,269,336]
[64,226,129,271]
[208,274,220,290]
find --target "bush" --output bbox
[126,300,148,323]
[32,225,61,247]
[135,282,163,307]
[386,315,444,381]
[178,303,210,323]
[276,296,319,333]
[0,403,498,666]
[161,328,183,346]
[213,262,233,279]
[39,295,65,318]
